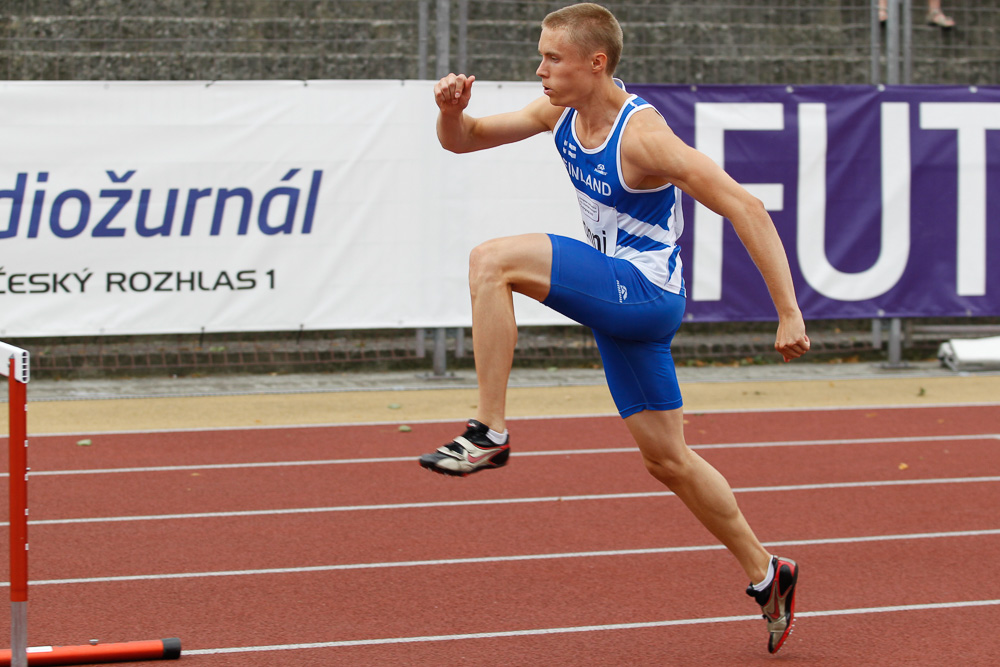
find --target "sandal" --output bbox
[926,9,955,28]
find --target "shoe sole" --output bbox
[768,561,798,654]
[418,454,508,477]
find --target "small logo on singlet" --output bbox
[617,281,628,303]
[595,163,607,176]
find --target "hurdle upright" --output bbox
[2,342,180,666]
[2,342,29,667]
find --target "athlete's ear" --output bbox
[591,52,608,75]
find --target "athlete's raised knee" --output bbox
[468,239,507,288]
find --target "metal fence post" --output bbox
[902,0,912,84]
[882,317,911,369]
[421,327,460,380]
[415,328,426,357]
[436,0,450,78]
[418,328,463,380]
[882,0,912,85]
[418,1,429,79]
[457,0,468,74]
[432,327,447,375]
[870,0,881,85]
[886,0,900,85]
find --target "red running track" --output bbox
[2,405,1000,665]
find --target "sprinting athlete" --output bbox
[418,2,810,654]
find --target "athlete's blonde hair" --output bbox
[541,3,623,75]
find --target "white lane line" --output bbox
[181,599,1000,654]
[4,475,998,527]
[3,433,997,478]
[5,528,998,588]
[9,401,1000,437]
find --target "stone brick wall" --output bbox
[0,0,1000,85]
[2,1,996,85]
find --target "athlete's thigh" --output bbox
[594,331,683,418]
[544,234,684,341]
[542,234,625,333]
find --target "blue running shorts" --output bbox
[541,234,686,418]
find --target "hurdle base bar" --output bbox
[0,638,180,666]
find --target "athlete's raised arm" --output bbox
[434,73,562,154]
[621,109,811,362]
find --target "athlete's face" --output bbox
[536,27,598,106]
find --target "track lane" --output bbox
[6,426,998,521]
[4,405,997,472]
[2,404,998,664]
[171,604,1000,667]
[2,536,999,664]
[4,479,997,588]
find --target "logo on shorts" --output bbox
[617,281,628,303]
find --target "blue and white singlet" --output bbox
[551,93,686,296]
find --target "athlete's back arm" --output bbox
[621,108,810,361]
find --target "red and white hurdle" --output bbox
[1,342,180,666]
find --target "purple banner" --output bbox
[628,84,1000,322]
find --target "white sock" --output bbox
[486,428,508,445]
[752,558,776,592]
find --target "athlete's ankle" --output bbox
[475,416,506,435]
[485,426,508,445]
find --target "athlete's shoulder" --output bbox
[619,104,695,184]
[625,103,670,131]
[525,95,568,132]
[622,104,678,143]
[620,105,679,156]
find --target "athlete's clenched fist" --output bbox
[434,73,476,113]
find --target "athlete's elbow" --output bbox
[744,192,768,217]
[442,142,473,154]
[437,133,474,154]
[437,116,481,153]
[737,194,773,228]
[437,134,460,153]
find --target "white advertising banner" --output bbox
[0,80,579,337]
[6,81,997,337]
